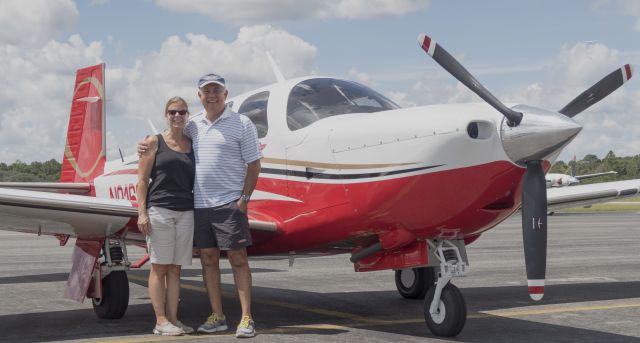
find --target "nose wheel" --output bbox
[424,282,466,337]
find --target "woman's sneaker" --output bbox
[235,316,256,338]
[153,322,184,336]
[197,313,228,333]
[175,321,194,334]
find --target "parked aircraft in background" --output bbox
[0,34,638,337]
[546,171,617,187]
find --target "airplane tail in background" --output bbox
[60,64,106,183]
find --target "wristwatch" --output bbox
[240,194,251,202]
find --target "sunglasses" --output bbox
[167,110,188,116]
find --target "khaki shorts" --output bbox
[194,200,252,250]
[146,206,194,265]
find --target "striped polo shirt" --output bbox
[185,106,263,208]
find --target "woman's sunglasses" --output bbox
[167,110,188,116]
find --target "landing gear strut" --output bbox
[91,237,131,319]
[395,267,436,299]
[423,240,468,337]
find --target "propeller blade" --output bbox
[417,34,523,126]
[521,160,548,301]
[559,64,633,117]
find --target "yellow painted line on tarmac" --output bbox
[121,275,640,342]
[481,302,640,318]
[128,274,390,325]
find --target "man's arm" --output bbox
[236,159,261,213]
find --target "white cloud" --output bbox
[100,25,317,158]
[154,0,430,25]
[0,23,317,163]
[0,0,78,47]
[0,35,103,163]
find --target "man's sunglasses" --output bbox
[167,110,188,116]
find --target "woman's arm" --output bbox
[136,135,158,235]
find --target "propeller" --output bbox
[417,34,523,126]
[559,64,633,117]
[521,160,547,300]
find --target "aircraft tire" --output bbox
[92,271,129,319]
[423,283,466,337]
[394,267,436,299]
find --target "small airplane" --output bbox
[546,156,617,187]
[0,34,638,337]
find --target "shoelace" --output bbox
[207,313,224,323]
[238,316,252,329]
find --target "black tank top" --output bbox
[147,134,195,211]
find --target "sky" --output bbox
[1,0,640,164]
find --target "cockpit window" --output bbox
[238,91,269,138]
[286,78,400,131]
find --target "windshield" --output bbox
[286,78,400,130]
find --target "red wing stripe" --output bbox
[102,169,138,176]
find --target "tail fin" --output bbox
[60,63,106,182]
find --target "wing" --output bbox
[547,179,640,211]
[0,187,137,240]
[0,187,278,240]
[0,182,91,194]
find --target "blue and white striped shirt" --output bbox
[185,106,263,208]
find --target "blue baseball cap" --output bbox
[198,73,225,89]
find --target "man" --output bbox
[139,73,262,338]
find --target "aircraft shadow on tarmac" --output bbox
[2,272,640,342]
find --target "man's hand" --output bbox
[138,213,151,235]
[236,198,248,213]
[137,136,151,157]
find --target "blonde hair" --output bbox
[164,96,189,114]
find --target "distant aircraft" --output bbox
[0,34,638,337]
[546,171,617,187]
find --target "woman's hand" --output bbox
[138,213,151,235]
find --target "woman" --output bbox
[137,96,195,336]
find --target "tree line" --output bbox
[550,151,640,183]
[0,151,638,182]
[0,159,61,181]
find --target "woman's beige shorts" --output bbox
[146,206,194,266]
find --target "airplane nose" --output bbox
[500,105,583,165]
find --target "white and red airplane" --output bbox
[0,34,638,337]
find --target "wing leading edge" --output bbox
[547,179,640,211]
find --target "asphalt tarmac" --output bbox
[1,212,639,342]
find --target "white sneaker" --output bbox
[153,322,184,336]
[175,320,194,334]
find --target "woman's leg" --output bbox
[165,264,181,323]
[149,263,170,325]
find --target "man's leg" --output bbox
[199,247,224,316]
[228,248,252,318]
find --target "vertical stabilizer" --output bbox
[60,64,106,182]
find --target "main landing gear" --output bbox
[395,266,437,299]
[91,237,131,319]
[423,240,468,337]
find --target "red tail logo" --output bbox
[60,64,106,182]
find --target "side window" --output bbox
[238,91,269,138]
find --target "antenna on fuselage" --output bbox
[147,118,159,135]
[266,51,285,83]
[118,148,124,163]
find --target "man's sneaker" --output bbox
[235,316,256,338]
[197,313,228,333]
[153,322,184,336]
[175,321,194,334]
